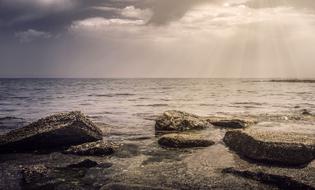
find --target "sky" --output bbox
[1,0,315,78]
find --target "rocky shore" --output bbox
[0,110,314,190]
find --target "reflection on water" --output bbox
[0,79,314,136]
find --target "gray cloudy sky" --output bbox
[1,0,315,78]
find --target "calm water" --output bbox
[0,78,315,136]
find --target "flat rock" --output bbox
[158,133,215,148]
[209,119,254,129]
[155,110,212,131]
[64,140,117,156]
[0,111,103,153]
[223,129,315,166]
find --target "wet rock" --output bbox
[0,111,103,153]
[67,159,98,168]
[64,140,117,156]
[155,110,212,131]
[223,129,315,166]
[210,119,250,129]
[22,164,49,185]
[302,109,312,116]
[101,183,173,190]
[114,143,140,158]
[21,164,89,190]
[206,115,258,128]
[158,133,215,148]
[222,167,315,190]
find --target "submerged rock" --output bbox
[64,140,117,156]
[21,163,92,190]
[101,183,174,190]
[222,167,315,190]
[302,109,312,116]
[67,159,98,168]
[158,133,215,148]
[22,164,50,186]
[223,129,315,166]
[155,110,212,131]
[0,111,103,153]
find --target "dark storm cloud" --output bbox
[146,0,213,25]
[0,0,220,34]
[0,0,138,34]
[2,0,315,35]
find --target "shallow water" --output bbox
[0,79,315,190]
[0,78,315,136]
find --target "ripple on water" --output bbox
[233,102,264,106]
[135,104,169,107]
[0,116,26,132]
[0,79,315,138]
[88,93,136,97]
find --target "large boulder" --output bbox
[223,129,315,166]
[158,133,215,148]
[0,111,103,153]
[155,110,212,131]
[64,140,118,156]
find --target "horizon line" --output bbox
[0,77,315,80]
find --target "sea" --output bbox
[0,78,314,137]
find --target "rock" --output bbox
[206,115,257,129]
[155,110,257,131]
[64,140,117,156]
[210,119,250,129]
[302,109,312,115]
[0,111,103,153]
[114,143,140,158]
[67,159,98,168]
[222,167,315,190]
[158,133,215,148]
[155,110,212,131]
[223,129,315,166]
[22,164,49,185]
[21,164,89,190]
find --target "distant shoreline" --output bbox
[268,79,315,83]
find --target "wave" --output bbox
[10,96,30,100]
[0,116,23,121]
[233,102,264,106]
[88,93,136,97]
[135,103,168,107]
[199,103,216,106]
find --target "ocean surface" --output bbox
[1,78,315,137]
